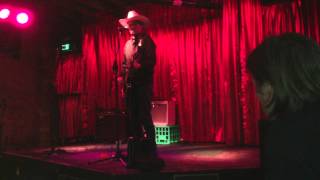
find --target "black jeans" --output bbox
[125,84,155,143]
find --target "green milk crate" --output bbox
[155,125,180,144]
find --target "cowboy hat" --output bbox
[119,10,150,28]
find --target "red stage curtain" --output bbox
[55,0,320,144]
[55,55,85,138]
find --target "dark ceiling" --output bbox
[0,0,222,48]
[45,0,222,25]
[41,0,222,40]
[2,0,222,29]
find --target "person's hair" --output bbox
[247,33,320,116]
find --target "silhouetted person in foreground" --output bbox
[247,33,320,180]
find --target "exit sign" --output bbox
[61,43,71,51]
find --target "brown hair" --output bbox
[247,33,320,116]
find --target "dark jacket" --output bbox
[261,101,320,180]
[123,34,156,87]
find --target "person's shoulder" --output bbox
[143,35,155,47]
[145,34,154,42]
[279,101,320,135]
[292,101,320,121]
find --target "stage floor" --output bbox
[0,143,261,180]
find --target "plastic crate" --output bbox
[155,125,180,144]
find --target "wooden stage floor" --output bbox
[0,143,262,180]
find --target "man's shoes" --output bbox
[125,137,165,170]
[122,155,136,169]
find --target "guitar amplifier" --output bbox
[151,100,176,126]
[95,111,127,142]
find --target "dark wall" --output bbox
[0,6,58,149]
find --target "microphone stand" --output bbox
[88,27,126,166]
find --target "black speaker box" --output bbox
[95,111,127,142]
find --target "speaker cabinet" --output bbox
[95,111,126,142]
[151,100,176,126]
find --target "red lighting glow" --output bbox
[0,5,33,28]
[16,12,29,24]
[13,9,33,27]
[0,8,10,19]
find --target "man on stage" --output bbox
[118,10,161,168]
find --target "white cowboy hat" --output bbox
[119,10,150,28]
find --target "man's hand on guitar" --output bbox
[132,61,141,69]
[122,62,129,69]
[117,76,124,83]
